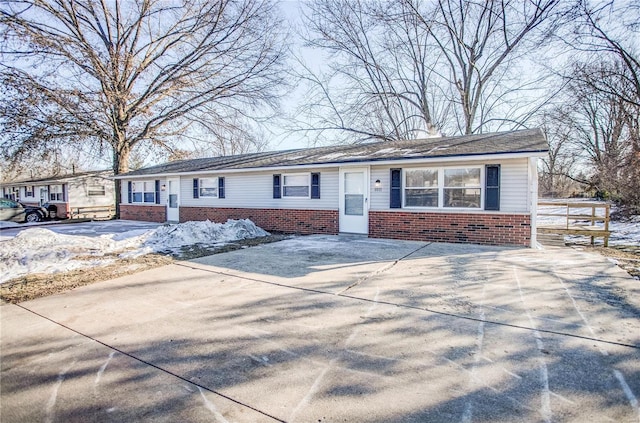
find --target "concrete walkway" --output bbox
[1,235,639,422]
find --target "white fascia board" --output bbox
[8,171,112,186]
[114,151,547,179]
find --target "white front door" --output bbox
[339,167,369,234]
[166,178,180,222]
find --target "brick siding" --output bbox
[179,207,339,235]
[369,211,531,246]
[120,204,166,223]
[121,204,530,246]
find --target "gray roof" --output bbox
[6,170,112,185]
[120,128,547,177]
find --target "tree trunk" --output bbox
[112,143,130,219]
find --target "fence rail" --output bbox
[70,205,115,220]
[537,201,611,246]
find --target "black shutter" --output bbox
[485,164,500,211]
[273,174,281,199]
[311,172,320,199]
[218,177,225,198]
[155,180,161,204]
[127,181,132,203]
[390,168,402,208]
[193,178,199,199]
[62,184,67,201]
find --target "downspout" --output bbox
[529,157,539,248]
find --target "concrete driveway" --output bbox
[1,235,639,422]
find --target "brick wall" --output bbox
[50,202,70,219]
[179,207,339,235]
[369,211,531,246]
[121,203,530,246]
[120,204,166,223]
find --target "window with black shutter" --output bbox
[218,177,225,199]
[390,168,402,208]
[155,180,161,204]
[311,173,320,199]
[273,174,281,199]
[485,164,500,211]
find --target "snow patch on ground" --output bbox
[0,219,269,283]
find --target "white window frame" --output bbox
[403,166,483,210]
[24,186,35,198]
[131,181,156,204]
[199,177,219,198]
[282,173,311,199]
[50,184,64,202]
[443,167,482,209]
[403,167,440,209]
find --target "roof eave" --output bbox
[114,150,547,179]
[5,170,113,186]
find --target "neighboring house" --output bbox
[1,170,115,219]
[115,129,548,247]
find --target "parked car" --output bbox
[0,198,49,223]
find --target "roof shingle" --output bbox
[120,128,547,177]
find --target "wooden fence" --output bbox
[70,205,115,220]
[537,202,611,247]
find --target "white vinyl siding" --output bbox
[500,159,530,212]
[67,177,115,208]
[370,159,530,213]
[370,167,390,211]
[179,169,339,209]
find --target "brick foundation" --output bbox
[179,207,339,235]
[369,211,531,246]
[121,204,531,246]
[120,204,166,223]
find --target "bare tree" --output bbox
[410,0,562,135]
[538,108,584,197]
[295,0,562,144]
[554,1,640,214]
[0,0,287,214]
[295,0,448,144]
[569,0,640,108]
[550,64,638,208]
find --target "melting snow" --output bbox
[0,219,269,283]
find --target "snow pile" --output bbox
[129,219,270,257]
[0,219,269,283]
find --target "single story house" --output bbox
[115,129,548,247]
[2,170,115,219]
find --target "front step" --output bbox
[537,233,566,247]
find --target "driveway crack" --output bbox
[335,242,432,295]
